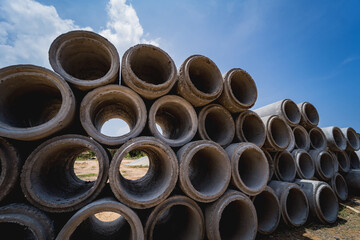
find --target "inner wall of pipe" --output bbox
[204,108,233,145]
[298,153,314,179]
[0,223,36,239]
[335,175,347,200]
[253,191,279,233]
[294,128,307,149]
[270,118,289,149]
[283,100,300,124]
[60,39,111,80]
[320,153,334,178]
[230,71,256,105]
[319,186,338,222]
[286,188,308,225]
[241,114,265,146]
[310,129,325,149]
[347,129,360,149]
[333,128,346,150]
[349,151,360,169]
[278,153,295,181]
[304,103,319,125]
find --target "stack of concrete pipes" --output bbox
[0,30,359,240]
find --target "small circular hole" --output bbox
[94,211,121,222]
[73,150,99,182]
[101,118,131,137]
[119,150,149,181]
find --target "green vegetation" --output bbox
[125,150,146,159]
[129,165,148,168]
[77,173,97,178]
[76,150,96,161]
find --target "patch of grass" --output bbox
[77,173,97,178]
[129,165,149,168]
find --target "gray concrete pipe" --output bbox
[345,169,360,195]
[335,150,351,173]
[273,150,296,182]
[285,123,296,152]
[21,134,109,213]
[309,150,335,181]
[295,179,338,224]
[0,137,21,202]
[56,198,144,240]
[177,140,231,203]
[252,186,281,235]
[121,44,177,100]
[148,95,198,147]
[49,30,120,91]
[308,127,327,150]
[0,65,75,141]
[321,126,347,151]
[262,149,274,182]
[254,99,301,127]
[218,68,257,113]
[109,137,178,209]
[177,55,223,107]
[235,110,266,148]
[297,102,320,129]
[268,180,309,227]
[351,150,360,169]
[0,203,54,240]
[293,125,310,150]
[291,149,315,179]
[225,142,269,196]
[205,190,257,240]
[80,85,147,146]
[144,195,204,240]
[261,115,291,151]
[330,173,348,201]
[341,127,360,151]
[328,150,339,173]
[198,104,235,147]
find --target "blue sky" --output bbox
[1,0,359,133]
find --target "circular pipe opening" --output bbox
[282,100,301,125]
[229,70,257,106]
[333,128,346,150]
[318,186,338,223]
[237,111,265,147]
[269,117,290,149]
[297,152,314,179]
[319,152,335,179]
[309,128,326,150]
[263,150,274,182]
[276,152,296,182]
[0,222,36,239]
[304,102,319,126]
[334,174,348,201]
[346,128,360,150]
[293,126,309,150]
[337,151,350,173]
[285,188,308,226]
[349,151,360,169]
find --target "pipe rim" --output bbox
[281,99,301,126]
[309,127,327,150]
[315,184,338,224]
[293,149,315,179]
[262,149,274,182]
[332,173,348,201]
[337,150,350,173]
[345,127,360,151]
[236,110,266,147]
[281,185,309,226]
[349,151,360,169]
[274,150,296,182]
[300,102,319,127]
[317,150,335,180]
[293,125,310,150]
[267,116,291,151]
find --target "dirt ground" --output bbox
[74,159,360,239]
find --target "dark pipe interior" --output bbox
[253,190,279,233]
[204,108,233,145]
[0,222,36,240]
[241,114,265,146]
[230,71,256,105]
[319,186,338,222]
[286,188,308,225]
[284,101,300,124]
[304,103,319,125]
[270,118,289,149]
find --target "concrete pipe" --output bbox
[293,125,310,150]
[0,137,21,202]
[49,30,120,91]
[321,126,347,151]
[330,173,348,201]
[80,85,147,146]
[351,151,360,169]
[177,55,223,107]
[328,150,339,173]
[225,143,269,196]
[262,149,274,182]
[198,104,235,147]
[235,110,266,148]
[177,140,231,203]
[297,102,319,129]
[254,99,301,127]
[0,65,75,141]
[144,195,204,240]
[261,115,291,151]
[292,149,315,179]
[335,150,351,173]
[268,180,309,227]
[0,203,54,240]
[109,137,178,209]
[56,198,144,240]
[218,68,257,113]
[252,186,281,235]
[21,134,109,212]
[205,190,257,240]
[121,44,177,99]
[309,127,327,150]
[345,169,360,195]
[309,150,335,181]
[148,95,197,147]
[341,127,360,151]
[273,150,296,182]
[295,179,338,224]
[285,123,296,152]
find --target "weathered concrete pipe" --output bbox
[308,127,327,150]
[285,123,296,152]
[109,137,178,209]
[252,186,281,235]
[218,68,258,113]
[21,134,109,212]
[0,65,75,141]
[268,180,309,227]
[297,102,319,129]
[341,127,360,151]
[198,104,235,147]
[122,44,177,99]
[292,149,315,179]
[321,126,347,151]
[295,179,338,224]
[351,150,360,169]
[148,95,198,147]
[235,110,266,147]
[225,142,269,196]
[293,125,310,150]
[309,150,335,181]
[0,137,21,202]
[80,85,147,146]
[49,30,120,91]
[254,99,301,127]
[177,140,231,203]
[177,55,223,107]
[335,150,351,173]
[144,195,204,240]
[56,198,144,240]
[273,150,296,182]
[330,173,348,201]
[262,149,274,182]
[0,203,54,240]
[345,169,360,195]
[261,115,291,151]
[205,190,257,240]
